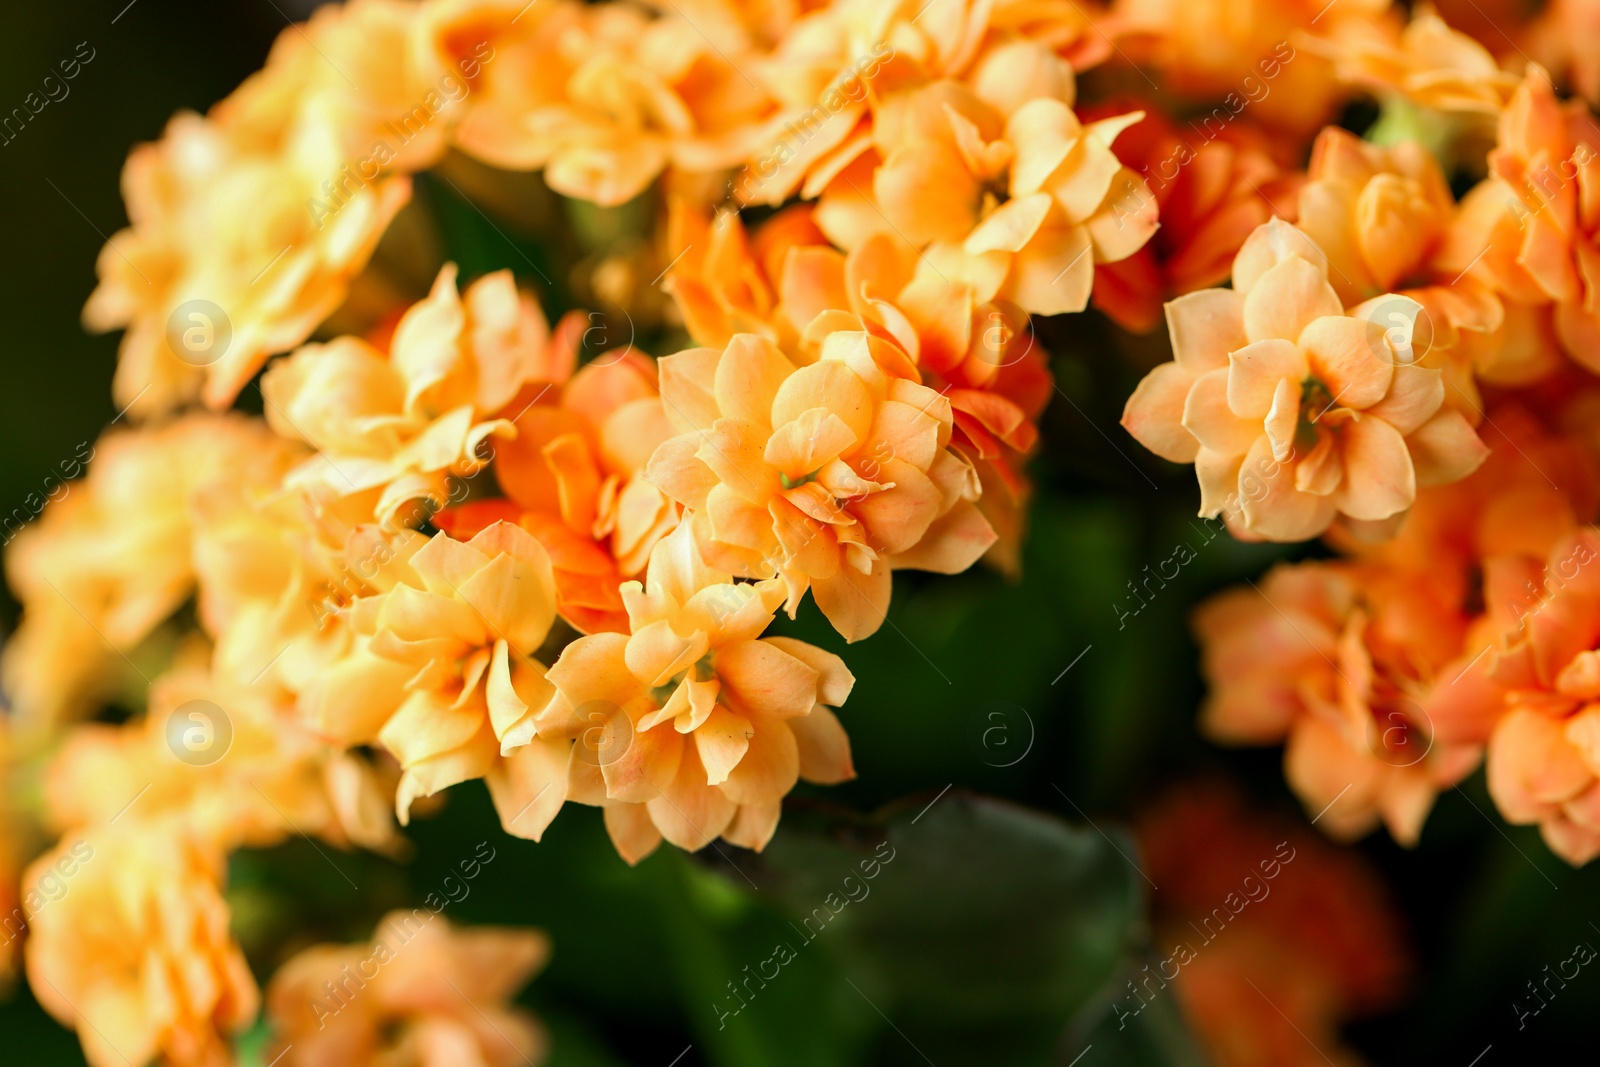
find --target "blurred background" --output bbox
[3,3,1598,1065]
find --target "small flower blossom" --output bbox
[2,414,299,733]
[534,521,855,862]
[24,823,257,1067]
[1445,65,1600,375]
[1196,560,1484,845]
[1122,219,1489,540]
[1085,103,1304,333]
[338,522,563,828]
[262,264,555,524]
[265,911,549,1067]
[1484,527,1600,864]
[1304,9,1520,116]
[646,330,995,640]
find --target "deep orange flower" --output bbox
[646,331,995,640]
[1137,782,1409,1067]
[1086,103,1304,333]
[1445,66,1600,376]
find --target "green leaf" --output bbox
[748,793,1145,1066]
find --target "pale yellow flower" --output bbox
[266,911,549,1067]
[535,520,855,861]
[25,822,257,1067]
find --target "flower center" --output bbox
[780,469,820,490]
[1295,376,1335,453]
[645,653,717,707]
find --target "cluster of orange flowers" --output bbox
[1123,54,1600,870]
[7,0,1600,1063]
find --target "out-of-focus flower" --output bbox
[1303,9,1519,116]
[449,0,774,206]
[0,721,21,985]
[1195,560,1483,844]
[1196,404,1600,852]
[1328,402,1600,603]
[1115,0,1394,134]
[24,823,257,1067]
[42,652,399,856]
[263,264,553,523]
[81,110,410,418]
[1122,220,1489,540]
[1087,104,1304,333]
[1137,781,1409,1067]
[1484,526,1600,864]
[2,415,300,734]
[82,0,527,417]
[265,910,549,1067]
[646,331,994,640]
[535,521,855,862]
[1444,66,1600,376]
[1528,0,1600,109]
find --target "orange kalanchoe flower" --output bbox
[1136,782,1409,1067]
[1087,105,1304,333]
[646,331,996,640]
[1196,559,1484,845]
[664,202,1050,573]
[1528,0,1600,109]
[1,414,301,734]
[493,345,680,581]
[1484,527,1600,864]
[43,654,399,856]
[25,822,257,1067]
[1114,0,1392,134]
[787,231,1051,574]
[80,0,526,418]
[262,264,560,523]
[449,0,774,206]
[662,200,832,350]
[1304,9,1520,116]
[436,335,679,635]
[1446,66,1600,374]
[334,522,563,831]
[816,81,1158,317]
[81,109,411,418]
[1198,404,1600,852]
[266,910,549,1067]
[534,521,856,862]
[1296,127,1504,416]
[1122,219,1489,540]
